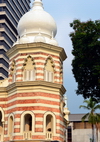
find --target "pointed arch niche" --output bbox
[10,60,16,83]
[44,57,55,82]
[23,56,36,81]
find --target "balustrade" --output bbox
[46,131,53,140]
[23,131,32,140]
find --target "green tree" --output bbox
[80,97,100,142]
[70,20,100,99]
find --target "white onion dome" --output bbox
[17,0,58,45]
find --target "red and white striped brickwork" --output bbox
[0,43,67,142]
[3,91,65,141]
[9,51,63,84]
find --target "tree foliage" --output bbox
[80,98,100,124]
[70,19,100,99]
[79,97,100,142]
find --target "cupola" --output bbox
[16,0,58,45]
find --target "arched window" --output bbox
[11,60,16,82]
[0,108,4,141]
[9,116,13,134]
[0,111,3,141]
[21,111,34,140]
[44,112,56,140]
[46,114,53,140]
[24,114,32,131]
[8,115,14,140]
[44,57,55,82]
[23,56,35,81]
[46,115,53,132]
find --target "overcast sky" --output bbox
[31,0,100,114]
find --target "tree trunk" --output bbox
[96,124,98,142]
[92,124,94,142]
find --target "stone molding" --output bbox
[0,81,66,95]
[6,81,66,95]
[6,42,67,61]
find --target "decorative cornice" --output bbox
[6,81,66,95]
[6,42,67,61]
[0,87,7,92]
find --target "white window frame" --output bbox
[12,72,16,83]
[44,70,53,82]
[23,69,35,81]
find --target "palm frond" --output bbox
[88,114,95,124]
[81,113,89,122]
[95,113,100,123]
[79,105,90,110]
[96,113,100,118]
[80,97,100,125]
[94,105,100,110]
[83,100,90,104]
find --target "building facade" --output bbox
[0,0,30,79]
[0,0,69,142]
[67,114,100,142]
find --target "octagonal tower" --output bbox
[0,0,69,142]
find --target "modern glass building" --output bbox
[0,0,30,79]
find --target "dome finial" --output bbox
[34,0,42,1]
[32,0,43,10]
[32,0,42,4]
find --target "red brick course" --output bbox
[14,128,20,133]
[7,99,59,108]
[35,128,43,132]
[56,129,64,135]
[14,114,21,118]
[7,106,60,114]
[14,122,20,125]
[36,67,44,70]
[16,74,23,78]
[56,123,64,129]
[35,114,44,117]
[32,135,45,139]
[7,92,60,101]
[4,137,9,141]
[36,73,44,76]
[13,135,23,140]
[53,136,63,142]
[35,121,43,125]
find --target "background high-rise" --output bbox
[0,0,30,79]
